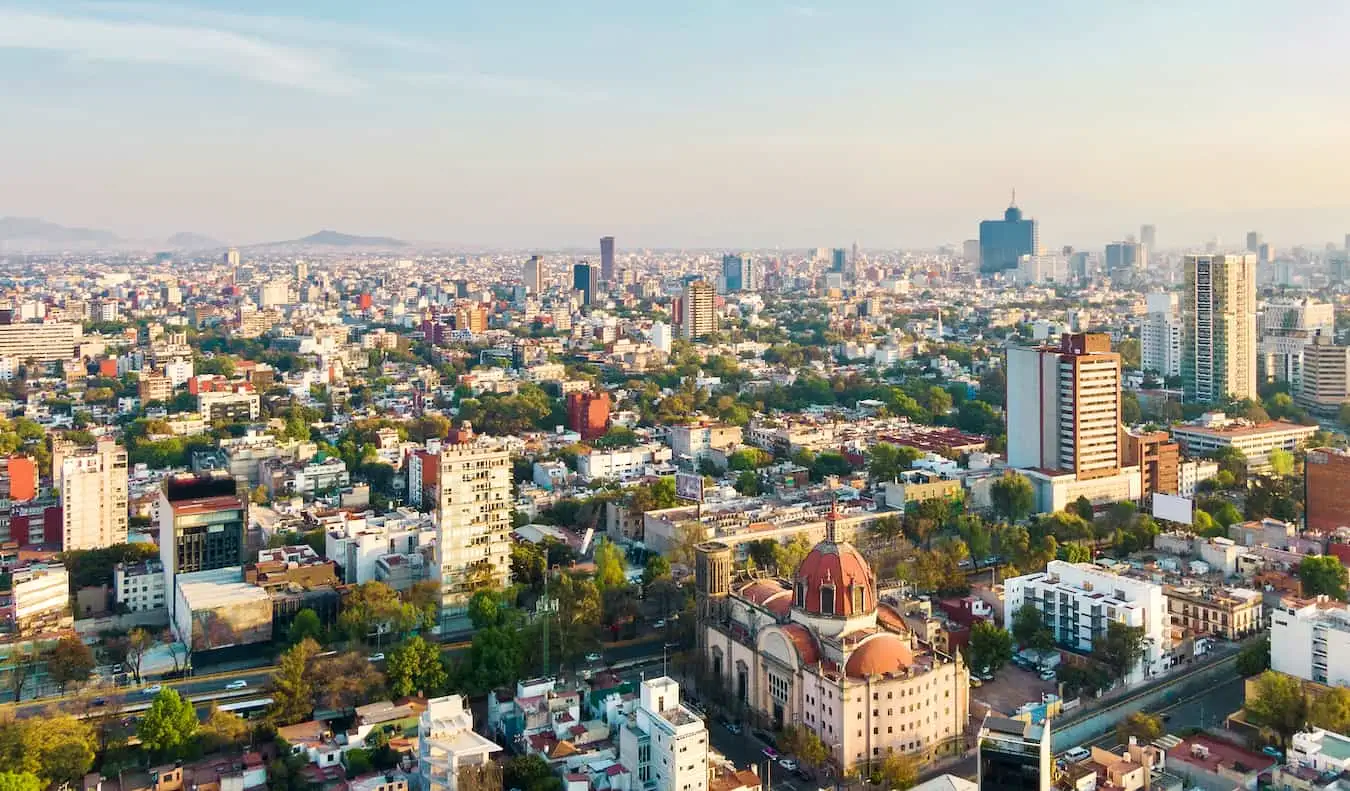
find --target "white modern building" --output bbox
[433,438,513,621]
[55,437,129,551]
[115,560,167,613]
[418,694,502,791]
[1169,412,1318,471]
[1270,598,1350,686]
[1290,728,1350,775]
[577,443,674,482]
[669,423,742,467]
[12,564,72,635]
[323,509,436,585]
[1003,560,1168,683]
[618,677,708,791]
[1142,293,1182,378]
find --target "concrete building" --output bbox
[433,438,513,622]
[566,390,612,441]
[1003,560,1168,682]
[0,321,81,363]
[979,199,1039,273]
[1290,729,1350,775]
[1271,597,1350,686]
[978,716,1051,791]
[522,255,542,294]
[54,437,129,550]
[1169,412,1317,472]
[1306,448,1350,532]
[115,559,167,613]
[1121,429,1180,498]
[680,280,717,340]
[1182,253,1257,402]
[1163,585,1262,640]
[172,566,273,652]
[418,694,502,791]
[11,564,72,636]
[198,390,260,422]
[1257,298,1334,391]
[618,677,708,791]
[1299,334,1350,415]
[1008,333,1122,479]
[1142,293,1183,378]
[577,443,673,483]
[158,472,247,615]
[670,423,742,467]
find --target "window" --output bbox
[820,585,835,615]
[852,585,865,612]
[795,580,806,608]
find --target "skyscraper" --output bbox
[1105,241,1146,278]
[433,436,512,622]
[680,280,717,340]
[721,254,744,292]
[979,195,1039,273]
[1140,224,1157,249]
[977,716,1051,791]
[1007,333,1122,480]
[158,471,247,614]
[522,255,542,294]
[54,437,128,551]
[1142,292,1183,378]
[224,247,240,271]
[600,236,615,282]
[572,262,596,306]
[1183,253,1257,403]
[1246,231,1263,253]
[829,248,847,273]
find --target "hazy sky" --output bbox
[3,0,1350,249]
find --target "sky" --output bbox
[2,0,1350,250]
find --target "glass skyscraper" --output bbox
[979,200,1039,273]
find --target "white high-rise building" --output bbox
[680,281,717,340]
[651,321,673,354]
[1141,292,1182,378]
[1257,297,1335,390]
[1271,598,1350,686]
[1183,253,1257,402]
[1004,560,1168,683]
[259,280,290,309]
[1007,333,1122,478]
[55,437,129,551]
[433,437,513,621]
[418,694,502,791]
[618,677,708,791]
[522,255,542,294]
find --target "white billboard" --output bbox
[1152,493,1194,526]
[675,472,704,503]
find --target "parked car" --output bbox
[969,678,983,688]
[779,758,799,771]
[585,652,603,663]
[225,680,248,690]
[368,653,386,662]
[1262,746,1284,760]
[1039,669,1057,681]
[725,722,743,735]
[653,620,666,629]
[91,698,106,707]
[143,685,162,695]
[1062,747,1091,763]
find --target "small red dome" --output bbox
[793,540,875,618]
[844,634,915,678]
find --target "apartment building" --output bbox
[1142,292,1182,378]
[1003,560,1168,682]
[1271,598,1350,686]
[1163,585,1263,640]
[418,695,502,791]
[0,321,81,363]
[1008,333,1122,480]
[12,564,72,636]
[576,443,673,482]
[1306,448,1350,532]
[618,678,708,791]
[1299,334,1350,415]
[433,438,512,620]
[54,437,129,550]
[1182,253,1257,402]
[115,560,167,613]
[670,422,743,467]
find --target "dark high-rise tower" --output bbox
[1141,224,1157,249]
[600,236,615,282]
[572,262,596,306]
[722,254,744,292]
[979,192,1038,273]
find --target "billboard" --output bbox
[675,472,704,503]
[190,597,274,652]
[1152,493,1194,526]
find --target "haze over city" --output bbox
[4,0,1350,248]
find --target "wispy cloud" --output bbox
[398,72,609,104]
[0,8,362,94]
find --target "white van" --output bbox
[1062,747,1091,763]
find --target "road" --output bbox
[1084,673,1247,750]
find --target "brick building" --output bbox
[1122,429,1180,497]
[1307,447,1350,532]
[566,390,612,441]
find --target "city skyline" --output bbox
[3,2,1350,247]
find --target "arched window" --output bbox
[820,584,835,615]
[795,579,806,608]
[852,584,865,613]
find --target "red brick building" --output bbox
[566,391,612,441]
[1307,447,1350,531]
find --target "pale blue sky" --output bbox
[2,1,1349,248]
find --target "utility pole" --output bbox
[542,557,550,678]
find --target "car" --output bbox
[91,698,106,707]
[1159,713,1171,722]
[111,664,123,673]
[1039,669,1057,681]
[653,619,666,629]
[761,747,779,760]
[724,722,743,735]
[1262,746,1284,760]
[368,653,386,662]
[1062,747,1091,763]
[585,652,603,663]
[979,671,995,682]
[779,758,799,771]
[143,685,162,695]
[969,678,983,688]
[225,680,248,690]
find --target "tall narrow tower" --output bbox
[1182,253,1257,402]
[694,541,733,657]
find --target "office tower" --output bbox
[54,437,128,551]
[522,255,542,294]
[1246,231,1262,253]
[680,280,717,340]
[721,254,744,292]
[259,280,289,309]
[742,256,761,291]
[433,437,512,621]
[224,247,240,268]
[829,248,847,273]
[963,239,981,262]
[572,262,596,306]
[977,716,1051,791]
[1258,297,1335,389]
[1299,333,1350,415]
[1016,254,1067,284]
[0,321,80,363]
[1140,224,1157,249]
[1007,333,1122,479]
[979,194,1039,273]
[1183,253,1257,403]
[618,678,708,791]
[651,321,672,353]
[158,472,247,613]
[1105,241,1147,280]
[1142,293,1183,378]
[600,236,615,282]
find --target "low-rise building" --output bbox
[880,470,963,510]
[1290,728,1350,775]
[618,678,708,791]
[10,563,71,636]
[577,443,674,482]
[172,566,274,654]
[1164,585,1263,640]
[115,559,167,613]
[418,694,503,791]
[1170,412,1318,472]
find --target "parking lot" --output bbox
[972,663,1057,715]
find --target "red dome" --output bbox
[844,634,915,678]
[793,540,875,618]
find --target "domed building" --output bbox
[697,509,970,771]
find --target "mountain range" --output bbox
[0,218,407,250]
[0,216,120,246]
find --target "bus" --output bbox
[215,697,274,720]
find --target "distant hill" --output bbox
[165,231,223,249]
[0,216,119,246]
[257,229,407,249]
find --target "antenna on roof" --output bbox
[1011,187,1017,207]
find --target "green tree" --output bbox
[0,773,43,791]
[967,621,1014,674]
[287,608,323,645]
[779,724,829,769]
[503,755,564,791]
[0,716,96,788]
[774,535,813,577]
[1237,636,1271,677]
[1092,621,1146,681]
[338,581,419,645]
[1071,496,1095,522]
[874,749,918,790]
[1011,604,1054,651]
[200,704,250,753]
[642,554,672,587]
[1246,671,1308,746]
[1058,543,1092,563]
[1300,555,1349,600]
[1310,687,1350,734]
[592,538,628,591]
[137,688,199,759]
[1268,448,1296,478]
[868,443,920,482]
[991,472,1035,523]
[269,637,320,725]
[387,636,448,697]
[47,635,95,693]
[1116,712,1163,745]
[467,589,505,629]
